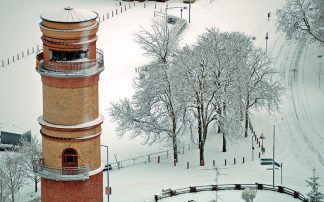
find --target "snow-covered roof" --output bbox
[40,7,98,23]
[0,125,30,135]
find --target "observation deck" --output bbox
[35,48,104,78]
[33,161,89,181]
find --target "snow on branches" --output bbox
[277,0,324,44]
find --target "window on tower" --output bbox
[62,148,78,168]
[50,50,89,62]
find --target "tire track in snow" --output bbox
[281,41,324,171]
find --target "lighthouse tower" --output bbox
[34,7,104,202]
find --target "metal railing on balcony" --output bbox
[33,161,89,181]
[35,48,104,78]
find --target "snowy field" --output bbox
[0,0,323,201]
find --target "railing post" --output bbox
[12,56,15,62]
[17,53,19,60]
[1,60,4,67]
[187,162,189,169]
[22,51,24,58]
[182,147,184,154]
[234,158,236,165]
[167,150,169,157]
[243,157,245,164]
[148,154,151,162]
[32,47,35,53]
[158,156,160,163]
[213,160,215,166]
[7,58,9,65]
[27,49,30,55]
[225,159,226,166]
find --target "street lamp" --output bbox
[318,55,322,89]
[164,6,187,35]
[265,32,269,52]
[101,144,110,202]
[272,125,275,187]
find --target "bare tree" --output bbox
[0,152,28,202]
[134,18,178,63]
[277,0,324,44]
[110,62,188,163]
[242,49,283,137]
[0,169,9,202]
[20,136,41,193]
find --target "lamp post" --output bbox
[251,134,254,161]
[265,32,269,52]
[189,0,191,23]
[101,144,110,202]
[272,125,275,187]
[318,55,322,89]
[164,6,187,33]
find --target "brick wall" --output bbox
[41,172,103,202]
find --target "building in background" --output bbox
[0,126,31,145]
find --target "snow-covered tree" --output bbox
[0,168,9,202]
[277,0,324,44]
[174,42,219,166]
[19,135,41,193]
[110,62,188,163]
[134,18,178,63]
[242,48,283,137]
[242,188,257,202]
[306,168,324,202]
[0,152,28,202]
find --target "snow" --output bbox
[0,0,323,201]
[40,7,98,23]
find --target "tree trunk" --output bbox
[222,133,227,152]
[199,140,205,166]
[11,192,15,202]
[197,106,202,149]
[34,177,38,192]
[172,136,178,163]
[244,100,250,138]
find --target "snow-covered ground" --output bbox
[0,0,323,201]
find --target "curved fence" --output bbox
[153,183,308,202]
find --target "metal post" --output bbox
[189,0,191,23]
[101,145,109,202]
[265,32,269,52]
[318,55,322,89]
[252,134,254,161]
[165,8,168,35]
[281,162,283,185]
[272,125,275,187]
[180,8,183,18]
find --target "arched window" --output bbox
[62,148,78,168]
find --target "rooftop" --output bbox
[0,125,30,135]
[40,7,98,23]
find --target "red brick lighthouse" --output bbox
[34,7,104,202]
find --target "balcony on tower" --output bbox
[36,48,104,78]
[33,160,89,181]
[35,7,104,78]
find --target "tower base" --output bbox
[41,171,103,202]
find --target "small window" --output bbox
[62,148,78,168]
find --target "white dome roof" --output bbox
[40,7,98,23]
